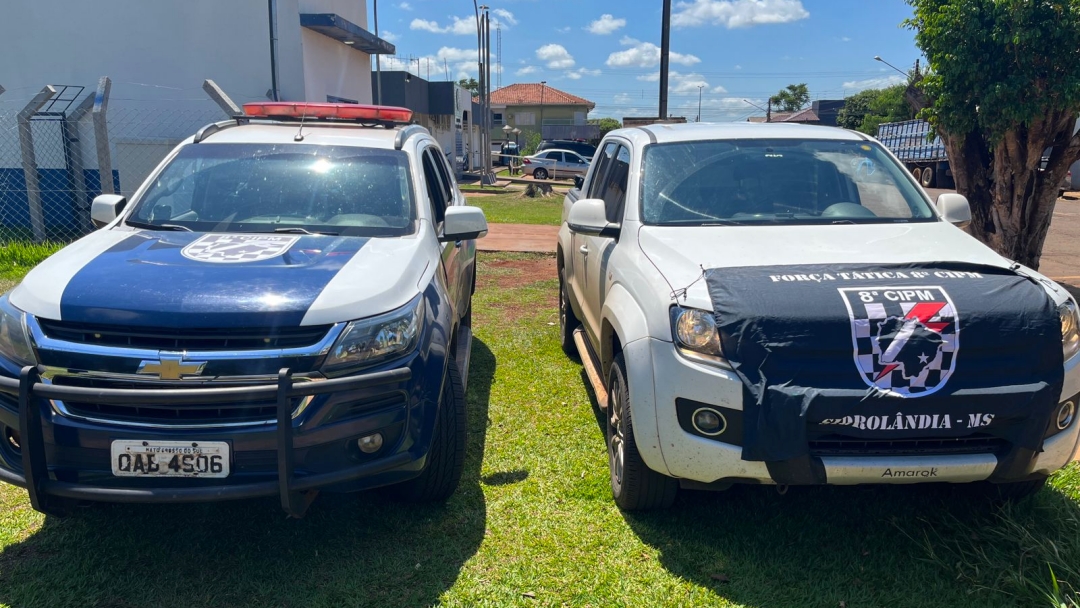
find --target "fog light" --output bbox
[357,433,384,454]
[692,408,727,436]
[1057,400,1076,431]
[4,428,20,453]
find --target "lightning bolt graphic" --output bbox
[874,301,948,381]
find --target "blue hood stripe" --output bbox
[59,232,366,328]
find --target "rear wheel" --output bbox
[388,359,467,502]
[911,167,922,182]
[607,354,678,510]
[558,262,580,360]
[534,168,549,180]
[921,165,935,187]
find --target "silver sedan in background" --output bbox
[521,149,591,180]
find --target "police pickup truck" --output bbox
[558,123,1080,510]
[0,102,487,517]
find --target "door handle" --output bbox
[579,245,589,254]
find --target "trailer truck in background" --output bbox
[875,119,953,189]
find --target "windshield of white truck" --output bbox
[127,143,416,237]
[640,138,936,226]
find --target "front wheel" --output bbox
[387,358,467,502]
[607,354,678,510]
[921,165,935,187]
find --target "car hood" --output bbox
[11,229,431,328]
[636,221,1013,309]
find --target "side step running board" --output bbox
[573,327,608,410]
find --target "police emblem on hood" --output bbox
[839,286,959,397]
[181,234,300,264]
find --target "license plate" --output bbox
[110,440,230,478]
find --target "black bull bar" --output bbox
[0,366,412,518]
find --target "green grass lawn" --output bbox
[0,250,1078,607]
[465,192,564,226]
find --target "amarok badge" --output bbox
[181,234,300,264]
[838,286,959,397]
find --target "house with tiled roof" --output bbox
[746,100,845,126]
[482,83,598,143]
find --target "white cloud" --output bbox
[493,8,518,26]
[409,11,514,35]
[841,36,851,42]
[556,26,572,33]
[536,44,575,69]
[672,0,809,29]
[841,74,905,92]
[587,14,626,35]
[614,93,634,104]
[382,47,500,81]
[381,30,399,42]
[566,67,602,80]
[410,18,444,33]
[734,64,742,70]
[606,37,700,67]
[398,1,412,9]
[517,66,539,76]
[635,71,725,94]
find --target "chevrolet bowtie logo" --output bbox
[136,354,207,380]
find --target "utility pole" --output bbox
[482,6,495,184]
[697,85,703,122]
[374,0,381,105]
[659,0,671,119]
[767,98,771,123]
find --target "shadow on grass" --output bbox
[621,475,1080,607]
[0,339,498,608]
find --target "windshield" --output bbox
[640,138,936,226]
[127,143,416,236]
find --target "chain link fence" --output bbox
[0,84,228,244]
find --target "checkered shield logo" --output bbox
[181,234,300,264]
[838,287,959,397]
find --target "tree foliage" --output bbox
[836,85,914,135]
[588,117,622,141]
[769,83,810,112]
[906,0,1080,268]
[457,78,480,93]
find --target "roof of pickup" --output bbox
[614,122,867,145]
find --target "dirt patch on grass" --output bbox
[478,256,556,290]
[477,255,558,322]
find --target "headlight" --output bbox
[671,307,728,366]
[0,294,35,366]
[323,295,424,373]
[1062,300,1080,361]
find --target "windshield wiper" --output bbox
[270,227,339,236]
[125,220,193,232]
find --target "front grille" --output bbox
[51,375,308,425]
[808,434,1007,457]
[37,320,332,351]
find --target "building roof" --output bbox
[747,112,794,123]
[483,83,594,109]
[746,108,821,123]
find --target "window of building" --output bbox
[516,112,536,126]
[493,113,504,126]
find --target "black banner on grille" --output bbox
[703,263,1064,463]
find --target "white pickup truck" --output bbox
[557,123,1080,510]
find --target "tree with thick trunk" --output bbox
[906,0,1080,270]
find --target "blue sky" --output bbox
[371,0,923,121]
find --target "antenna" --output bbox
[496,23,503,89]
[294,110,308,142]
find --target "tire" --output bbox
[534,168,549,180]
[921,165,935,188]
[911,167,922,182]
[388,358,467,503]
[607,354,678,510]
[558,262,580,360]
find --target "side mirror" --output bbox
[440,206,488,242]
[573,175,584,190]
[91,194,127,228]
[936,193,971,229]
[567,198,620,238]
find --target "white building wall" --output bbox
[300,30,373,104]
